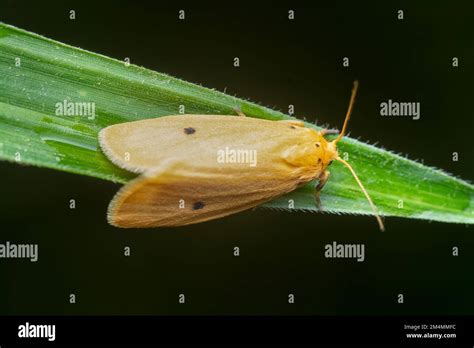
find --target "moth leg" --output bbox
[314,170,330,210]
[234,106,246,117]
[279,120,305,127]
[319,128,339,136]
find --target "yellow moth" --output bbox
[99,81,385,230]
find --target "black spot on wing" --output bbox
[184,127,196,134]
[193,201,205,210]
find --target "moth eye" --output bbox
[328,160,333,166]
[315,142,321,147]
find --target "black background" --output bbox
[0,0,472,317]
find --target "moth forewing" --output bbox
[99,115,326,177]
[107,161,312,228]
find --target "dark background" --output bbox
[0,1,472,315]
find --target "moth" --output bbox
[99,81,385,230]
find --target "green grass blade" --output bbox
[0,23,472,224]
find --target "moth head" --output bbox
[314,136,338,168]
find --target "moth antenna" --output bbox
[335,156,385,231]
[334,80,359,144]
